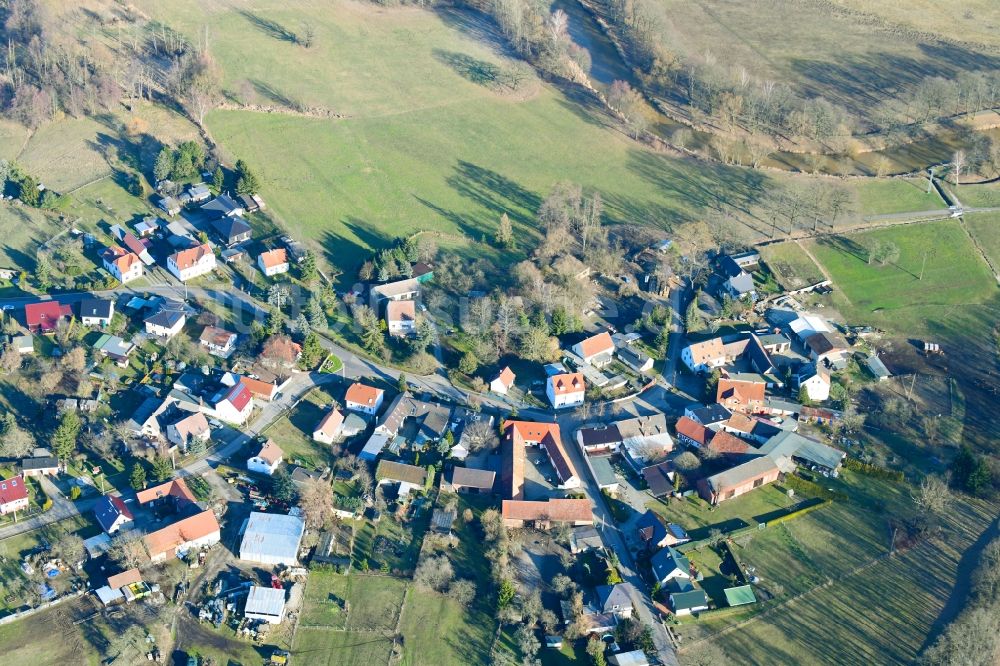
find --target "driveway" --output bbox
[0,476,97,541]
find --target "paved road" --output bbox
[553,408,680,666]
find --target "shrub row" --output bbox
[766,499,831,526]
[783,474,848,501]
[843,457,904,482]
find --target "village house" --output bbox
[258,248,290,277]
[617,344,654,373]
[225,373,285,402]
[685,403,732,430]
[211,381,254,425]
[0,476,28,515]
[24,301,72,334]
[386,299,417,336]
[344,383,384,415]
[572,331,615,367]
[167,243,217,281]
[133,217,160,237]
[201,193,244,219]
[137,477,198,508]
[144,308,186,339]
[144,510,221,563]
[650,546,691,585]
[489,367,516,395]
[502,420,580,499]
[636,510,689,550]
[157,194,181,216]
[247,440,283,476]
[444,467,496,494]
[21,452,59,477]
[681,337,726,373]
[78,297,114,327]
[375,460,428,497]
[595,583,635,619]
[212,216,252,246]
[500,498,593,528]
[547,372,585,409]
[114,227,155,266]
[92,334,135,367]
[797,363,831,402]
[165,412,211,450]
[717,377,766,414]
[313,407,346,445]
[756,430,845,474]
[674,416,713,449]
[804,331,849,365]
[570,525,604,554]
[199,325,238,358]
[369,277,420,305]
[93,494,134,534]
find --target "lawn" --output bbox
[759,241,823,289]
[954,182,1000,209]
[300,571,408,630]
[397,589,495,666]
[647,483,797,540]
[293,627,394,666]
[0,204,67,269]
[123,0,774,278]
[854,178,945,216]
[963,212,1000,269]
[263,387,338,469]
[805,219,997,334]
[0,602,101,664]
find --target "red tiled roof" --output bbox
[494,366,515,388]
[686,338,725,365]
[258,248,288,269]
[199,325,236,347]
[239,376,278,401]
[707,431,750,455]
[386,299,416,323]
[315,408,344,437]
[503,421,575,498]
[24,301,72,332]
[674,417,711,446]
[501,499,593,523]
[143,510,219,558]
[549,372,585,395]
[345,383,383,407]
[255,440,283,465]
[107,568,141,589]
[725,413,755,434]
[136,478,197,505]
[0,475,28,506]
[170,243,213,270]
[103,245,141,273]
[577,331,614,359]
[110,494,134,520]
[717,379,766,405]
[225,382,253,412]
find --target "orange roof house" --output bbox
[491,367,516,394]
[717,378,766,414]
[136,478,197,506]
[573,331,615,365]
[502,421,579,499]
[345,383,385,414]
[143,509,220,562]
[501,498,593,528]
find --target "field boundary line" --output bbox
[957,216,1000,283]
[794,239,850,305]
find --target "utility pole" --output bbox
[919,249,932,280]
[926,166,936,194]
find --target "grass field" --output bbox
[806,219,997,333]
[963,213,1000,270]
[301,572,408,629]
[831,0,1000,48]
[124,0,773,277]
[854,178,944,216]
[294,627,395,666]
[759,241,823,289]
[957,182,1000,209]
[650,0,1000,132]
[0,603,101,664]
[263,387,338,469]
[664,469,999,664]
[0,204,66,269]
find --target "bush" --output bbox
[782,474,848,501]
[843,457,903,482]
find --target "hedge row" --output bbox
[766,499,831,526]
[843,457,904,482]
[783,474,848,501]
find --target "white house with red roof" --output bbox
[547,372,585,409]
[572,331,615,367]
[257,248,289,277]
[94,494,134,534]
[211,382,254,424]
[167,243,217,281]
[345,383,384,415]
[490,367,516,395]
[247,440,284,476]
[386,300,417,336]
[313,407,345,445]
[102,246,143,284]
[0,475,29,515]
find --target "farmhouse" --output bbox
[595,583,635,619]
[796,363,831,402]
[386,299,417,336]
[258,248,290,277]
[344,383,384,415]
[681,337,726,373]
[757,430,845,473]
[502,421,580,499]
[500,498,593,528]
[165,412,211,450]
[24,301,72,334]
[490,367,516,395]
[312,407,345,444]
[674,416,712,448]
[247,440,284,476]
[717,377,766,414]
[547,372,585,409]
[240,512,305,566]
[144,510,220,563]
[78,297,114,327]
[572,331,615,367]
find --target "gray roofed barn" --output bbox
[446,467,496,493]
[757,430,845,472]
[239,512,305,566]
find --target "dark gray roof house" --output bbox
[446,467,496,493]
[687,403,732,428]
[201,194,243,218]
[651,546,690,583]
[636,509,667,548]
[595,583,634,615]
[212,216,252,246]
[79,297,114,321]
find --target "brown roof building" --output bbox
[717,378,766,414]
[501,499,593,528]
